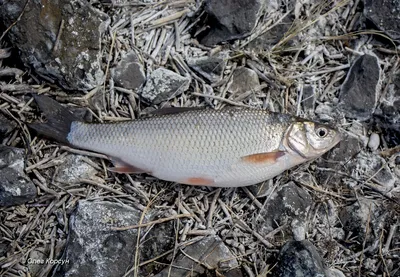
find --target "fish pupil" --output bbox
[317,128,327,138]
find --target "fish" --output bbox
[29,95,341,187]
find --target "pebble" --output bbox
[368,133,380,151]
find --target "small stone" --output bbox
[256,182,313,237]
[154,235,240,277]
[187,52,228,83]
[276,240,329,277]
[0,146,36,206]
[228,67,260,94]
[0,114,16,141]
[364,0,400,41]
[0,0,110,91]
[112,52,146,90]
[338,54,380,120]
[367,133,380,151]
[140,68,191,104]
[53,200,142,277]
[54,154,97,184]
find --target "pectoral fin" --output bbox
[241,151,285,164]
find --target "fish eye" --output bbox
[316,127,328,138]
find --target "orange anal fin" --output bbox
[241,151,286,164]
[183,177,215,186]
[108,157,150,174]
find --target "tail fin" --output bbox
[28,95,82,144]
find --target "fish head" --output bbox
[285,121,342,159]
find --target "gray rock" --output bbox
[0,146,36,206]
[112,52,146,90]
[228,67,260,94]
[53,200,141,277]
[316,135,362,185]
[187,52,228,83]
[28,247,48,276]
[364,0,400,41]
[0,114,16,141]
[154,235,241,277]
[140,68,191,104]
[256,182,313,238]
[0,0,110,91]
[338,54,380,120]
[54,154,97,184]
[339,197,387,247]
[199,0,278,46]
[276,240,329,277]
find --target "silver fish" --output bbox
[30,95,341,187]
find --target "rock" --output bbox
[0,114,16,141]
[0,0,110,91]
[367,133,380,151]
[54,154,97,184]
[339,197,386,247]
[353,152,396,194]
[112,52,146,90]
[228,67,260,94]
[154,235,241,277]
[53,200,142,277]
[28,247,48,276]
[187,52,228,83]
[139,210,176,276]
[373,72,400,148]
[276,240,329,277]
[0,146,36,206]
[316,135,362,185]
[256,182,313,239]
[338,54,380,120]
[197,0,265,45]
[364,0,400,41]
[140,68,191,104]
